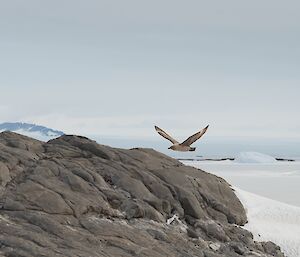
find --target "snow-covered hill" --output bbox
[185,160,300,257]
[0,122,64,141]
[235,188,300,257]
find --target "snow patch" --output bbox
[234,187,300,257]
[14,129,60,141]
[209,242,221,251]
[234,152,277,163]
[167,214,180,225]
[166,214,187,232]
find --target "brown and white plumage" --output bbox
[154,126,178,144]
[154,125,209,152]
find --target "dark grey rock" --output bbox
[195,220,230,242]
[262,241,285,257]
[229,242,248,255]
[187,227,200,238]
[0,132,286,257]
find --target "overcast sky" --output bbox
[1,0,299,140]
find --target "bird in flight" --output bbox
[154,125,209,152]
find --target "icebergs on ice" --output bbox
[234,152,277,163]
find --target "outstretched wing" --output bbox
[154,126,178,144]
[180,125,209,146]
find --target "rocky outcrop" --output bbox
[0,132,285,257]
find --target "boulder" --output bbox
[0,132,285,257]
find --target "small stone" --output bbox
[209,242,221,251]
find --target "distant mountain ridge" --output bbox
[0,122,64,141]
